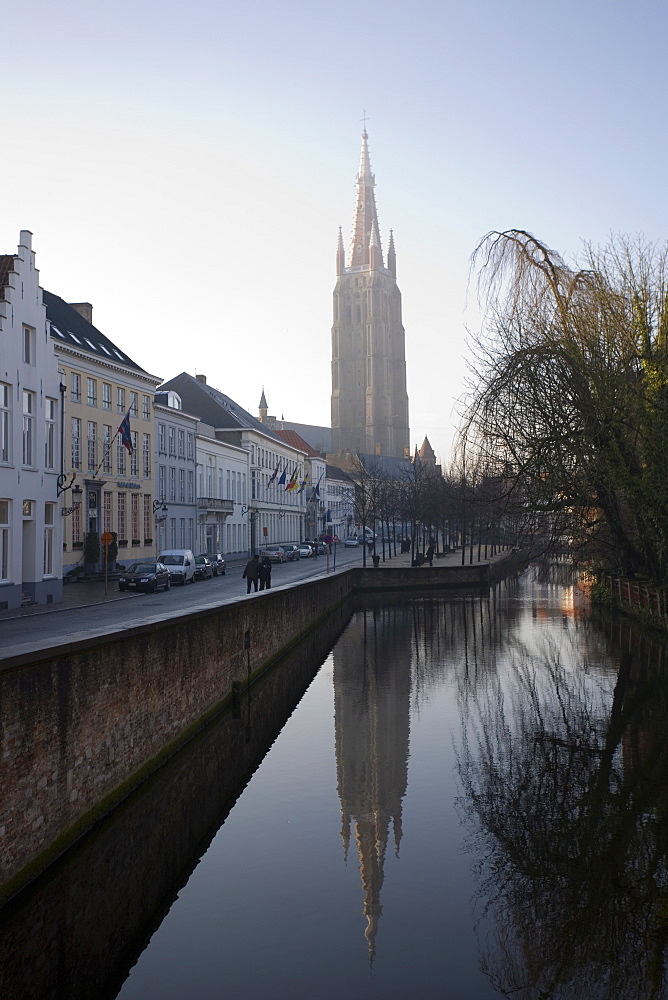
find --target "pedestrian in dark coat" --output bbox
[242,554,260,593]
[258,556,272,591]
[426,542,435,566]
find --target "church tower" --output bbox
[331,131,410,459]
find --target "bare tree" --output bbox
[463,230,668,583]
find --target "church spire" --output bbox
[349,130,383,270]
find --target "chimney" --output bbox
[70,302,93,324]
[196,374,207,384]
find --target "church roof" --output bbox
[418,436,436,464]
[274,428,318,456]
[44,290,151,374]
[259,387,268,409]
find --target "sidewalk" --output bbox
[0,547,508,622]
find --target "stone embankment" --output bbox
[0,550,526,904]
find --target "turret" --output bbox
[336,226,345,276]
[387,229,396,278]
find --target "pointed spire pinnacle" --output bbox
[259,387,268,410]
[387,228,396,278]
[349,130,383,270]
[336,225,346,276]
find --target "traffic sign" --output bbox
[101,532,113,546]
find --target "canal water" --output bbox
[3,564,668,999]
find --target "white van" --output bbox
[158,549,196,585]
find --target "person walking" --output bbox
[426,540,435,567]
[258,556,272,591]
[242,554,260,593]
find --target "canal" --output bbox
[2,563,668,999]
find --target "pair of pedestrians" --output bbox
[242,554,272,593]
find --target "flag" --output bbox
[285,468,299,492]
[118,413,133,454]
[297,473,310,494]
[277,464,287,486]
[267,461,280,488]
[311,473,323,500]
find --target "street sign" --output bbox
[101,532,113,546]
[333,535,340,543]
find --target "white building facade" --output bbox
[154,390,199,555]
[0,231,62,608]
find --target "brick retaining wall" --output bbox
[0,552,524,902]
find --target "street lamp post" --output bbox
[153,499,168,557]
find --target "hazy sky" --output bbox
[3,0,667,461]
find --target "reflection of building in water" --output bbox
[333,608,411,960]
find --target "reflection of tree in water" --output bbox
[458,630,668,999]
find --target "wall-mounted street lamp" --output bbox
[153,499,168,517]
[61,484,83,517]
[57,472,78,497]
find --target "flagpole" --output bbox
[90,407,131,480]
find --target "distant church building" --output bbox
[331,130,410,460]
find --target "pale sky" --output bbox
[3,0,667,461]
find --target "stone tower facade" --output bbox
[330,131,410,459]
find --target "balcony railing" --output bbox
[197,497,235,513]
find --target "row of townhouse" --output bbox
[0,231,326,610]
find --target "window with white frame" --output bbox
[45,398,56,469]
[130,432,138,477]
[180,518,185,547]
[102,382,112,410]
[117,387,125,414]
[71,373,81,403]
[0,500,9,580]
[117,434,125,476]
[87,421,97,471]
[43,502,55,575]
[168,426,176,455]
[187,470,194,504]
[103,425,112,474]
[179,468,185,502]
[72,500,82,545]
[169,467,176,502]
[178,429,185,457]
[129,392,138,417]
[22,390,35,466]
[118,493,126,540]
[159,465,166,502]
[23,325,36,365]
[143,434,151,477]
[87,378,97,407]
[103,491,112,533]
[187,433,194,459]
[143,495,151,539]
[131,493,140,541]
[142,395,150,420]
[0,384,9,463]
[158,424,166,452]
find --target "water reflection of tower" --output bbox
[333,607,412,960]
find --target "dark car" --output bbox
[118,561,171,593]
[194,555,214,580]
[201,552,226,576]
[282,544,301,562]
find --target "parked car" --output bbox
[158,549,196,584]
[298,543,313,558]
[282,544,301,562]
[343,537,359,547]
[264,545,287,564]
[194,555,214,580]
[201,552,226,576]
[118,561,171,593]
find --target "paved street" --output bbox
[0,545,370,649]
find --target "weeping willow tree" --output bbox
[463,229,668,584]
